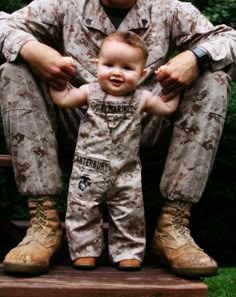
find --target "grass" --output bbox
[203,267,236,297]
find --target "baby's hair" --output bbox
[99,31,148,63]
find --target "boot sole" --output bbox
[73,264,96,270]
[171,266,218,277]
[153,252,218,277]
[117,265,142,271]
[3,261,49,276]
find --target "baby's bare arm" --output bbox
[50,84,88,108]
[142,90,180,115]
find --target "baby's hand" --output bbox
[62,56,75,66]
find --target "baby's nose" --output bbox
[112,67,121,75]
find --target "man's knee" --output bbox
[0,62,51,113]
[0,62,35,103]
[0,61,30,81]
[180,70,231,119]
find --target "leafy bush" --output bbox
[203,0,236,28]
[183,0,209,11]
[204,267,236,297]
[0,0,28,13]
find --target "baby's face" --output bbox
[97,39,145,96]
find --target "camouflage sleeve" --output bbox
[0,0,64,62]
[170,0,236,76]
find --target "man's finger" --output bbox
[155,65,168,81]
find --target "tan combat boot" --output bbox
[153,200,218,277]
[3,196,62,275]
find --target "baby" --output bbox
[50,31,179,271]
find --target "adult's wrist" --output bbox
[190,47,211,74]
[19,40,40,61]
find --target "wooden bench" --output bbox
[0,154,12,167]
[0,264,208,297]
[0,154,208,297]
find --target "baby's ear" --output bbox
[95,58,99,65]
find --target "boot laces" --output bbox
[32,199,47,236]
[170,202,195,244]
[27,198,59,243]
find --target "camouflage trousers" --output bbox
[66,154,145,262]
[0,62,231,203]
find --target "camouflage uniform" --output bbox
[0,0,235,203]
[66,83,145,263]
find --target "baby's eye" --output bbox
[105,63,113,67]
[123,66,132,70]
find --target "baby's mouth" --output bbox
[110,78,123,86]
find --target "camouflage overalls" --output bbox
[0,0,235,203]
[66,83,145,262]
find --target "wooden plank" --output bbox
[0,264,207,297]
[0,155,12,167]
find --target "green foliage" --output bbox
[226,82,236,128]
[182,0,208,11]
[0,0,28,13]
[203,0,236,28]
[218,81,236,173]
[204,267,236,297]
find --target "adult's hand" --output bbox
[20,40,76,90]
[155,50,200,101]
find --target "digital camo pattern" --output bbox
[0,0,235,202]
[66,83,145,262]
[0,62,63,195]
[160,70,231,203]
